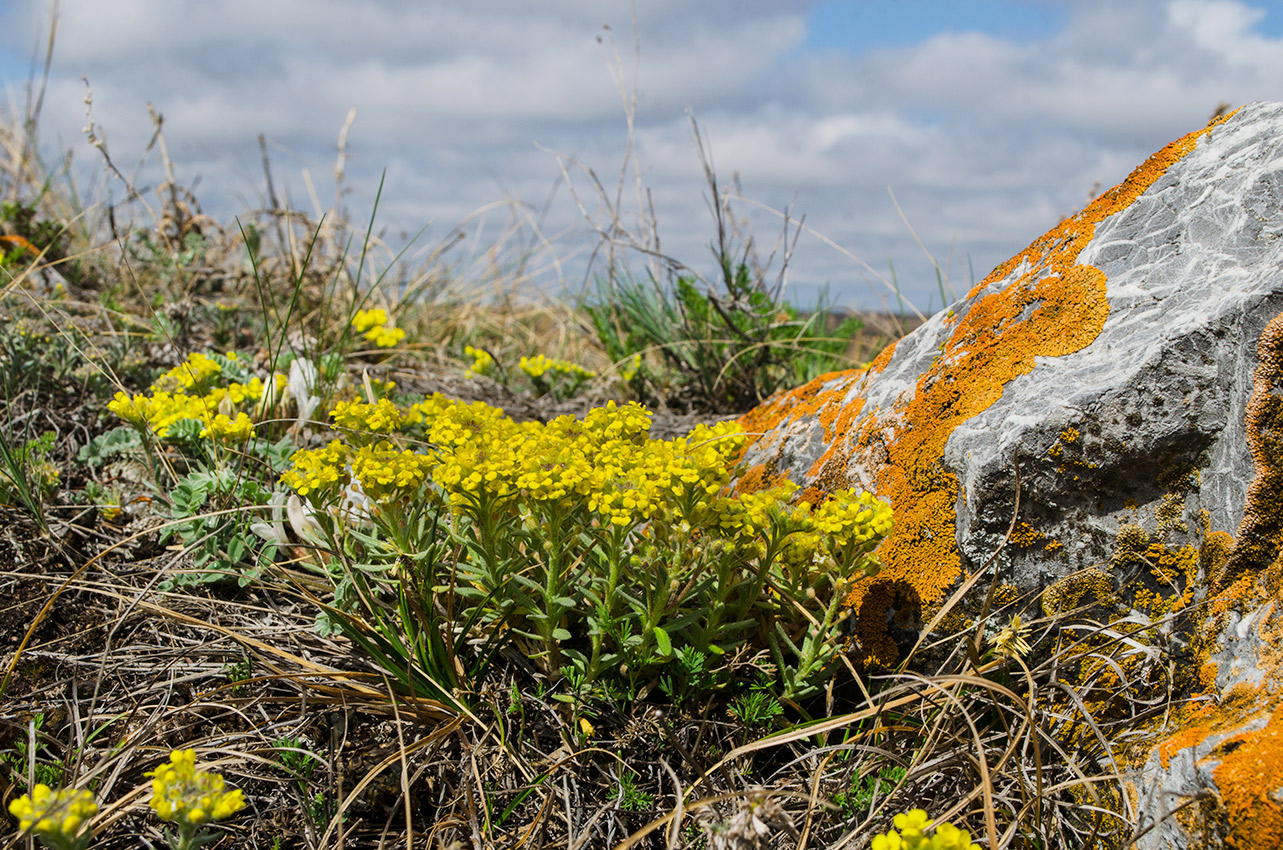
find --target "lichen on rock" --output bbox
[734,101,1283,846]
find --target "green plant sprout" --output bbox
[1,712,64,790]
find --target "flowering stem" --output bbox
[585,523,629,683]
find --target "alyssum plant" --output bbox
[104,341,893,711]
[277,394,892,709]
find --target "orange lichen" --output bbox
[737,370,856,440]
[736,462,784,497]
[1212,704,1283,847]
[830,114,1232,624]
[1221,310,1283,590]
[1136,543,1198,617]
[1010,521,1045,548]
[808,396,867,480]
[866,339,898,374]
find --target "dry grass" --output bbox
[0,31,1194,850]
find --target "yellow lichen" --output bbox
[1009,521,1045,548]
[991,582,1020,607]
[1112,523,1150,567]
[1041,567,1114,617]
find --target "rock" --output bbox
[735,101,1283,846]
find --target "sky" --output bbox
[1,0,1281,315]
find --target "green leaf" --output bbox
[653,626,672,658]
[552,628,572,642]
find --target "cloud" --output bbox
[0,0,1280,310]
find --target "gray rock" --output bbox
[737,101,1283,845]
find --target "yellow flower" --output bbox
[153,352,223,393]
[350,308,388,333]
[464,345,497,378]
[351,308,405,348]
[990,613,1033,660]
[8,785,98,850]
[331,398,405,435]
[200,411,255,443]
[518,353,553,379]
[872,810,979,850]
[619,352,642,381]
[519,354,594,382]
[350,441,436,503]
[147,749,246,828]
[363,325,405,348]
[280,440,352,499]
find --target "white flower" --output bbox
[288,358,321,428]
[286,494,326,545]
[250,491,288,545]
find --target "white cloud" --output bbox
[0,0,1280,310]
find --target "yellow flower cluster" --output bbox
[279,395,892,557]
[152,351,223,393]
[586,418,745,526]
[350,308,387,332]
[699,484,892,563]
[518,353,594,381]
[147,749,246,827]
[108,352,279,443]
[809,489,895,550]
[463,345,496,378]
[200,412,255,443]
[418,398,510,449]
[350,442,437,502]
[282,396,752,523]
[331,398,405,435]
[8,785,97,847]
[280,440,352,499]
[351,308,405,349]
[872,810,980,850]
